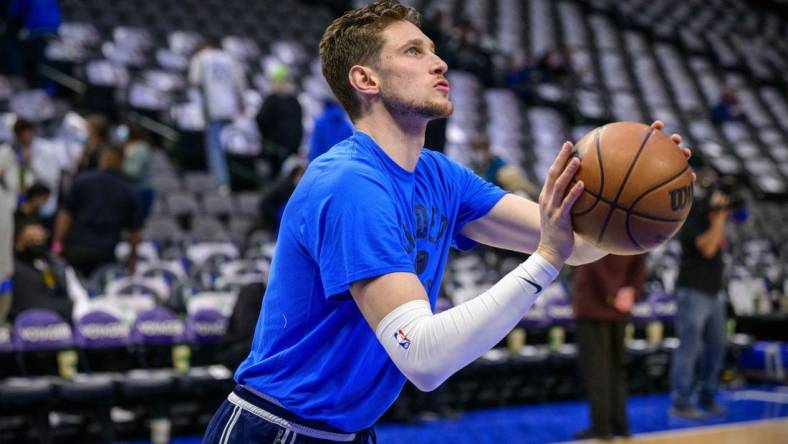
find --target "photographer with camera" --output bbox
[669,166,735,420]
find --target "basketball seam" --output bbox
[625,217,645,252]
[595,127,654,244]
[579,188,684,222]
[624,164,692,248]
[572,128,604,217]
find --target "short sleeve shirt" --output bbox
[64,170,143,253]
[236,131,506,432]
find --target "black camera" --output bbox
[712,175,747,211]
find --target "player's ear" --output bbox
[349,65,379,98]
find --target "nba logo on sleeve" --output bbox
[394,329,411,350]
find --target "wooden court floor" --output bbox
[570,418,788,443]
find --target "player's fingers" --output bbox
[545,141,574,190]
[650,120,664,131]
[681,147,692,159]
[560,180,584,214]
[551,157,580,207]
[671,133,682,145]
[546,142,574,177]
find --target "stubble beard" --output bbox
[380,84,453,121]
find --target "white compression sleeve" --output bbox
[375,254,558,391]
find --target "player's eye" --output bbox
[405,46,421,55]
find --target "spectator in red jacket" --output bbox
[572,254,646,440]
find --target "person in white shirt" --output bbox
[188,40,247,191]
[0,119,38,322]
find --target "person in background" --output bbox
[78,114,112,173]
[1,118,62,228]
[572,254,646,440]
[710,86,742,125]
[217,281,266,372]
[669,166,730,419]
[308,97,353,162]
[256,65,303,177]
[470,134,506,185]
[53,146,143,277]
[258,155,306,231]
[449,17,494,87]
[420,8,453,66]
[0,119,39,202]
[470,134,537,197]
[14,182,50,229]
[0,135,18,324]
[10,221,72,322]
[4,0,62,88]
[122,123,154,221]
[536,47,574,85]
[506,53,536,104]
[0,119,43,321]
[189,39,246,193]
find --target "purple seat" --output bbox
[2,310,68,443]
[75,310,134,374]
[132,307,185,370]
[520,302,550,331]
[186,309,229,367]
[546,298,575,328]
[75,310,131,349]
[12,309,73,352]
[186,309,227,344]
[132,307,185,347]
[122,308,181,407]
[648,291,676,324]
[632,301,656,326]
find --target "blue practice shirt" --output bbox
[236,131,506,432]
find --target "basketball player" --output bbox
[203,2,690,442]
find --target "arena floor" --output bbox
[373,385,788,443]
[120,384,788,443]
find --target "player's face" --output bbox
[375,21,453,120]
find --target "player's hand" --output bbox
[709,190,731,222]
[536,141,584,270]
[613,287,635,313]
[650,120,696,181]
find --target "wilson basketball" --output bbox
[570,122,694,255]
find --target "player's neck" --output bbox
[355,109,426,172]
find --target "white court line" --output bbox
[730,390,788,404]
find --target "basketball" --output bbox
[570,122,694,255]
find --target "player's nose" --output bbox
[430,53,448,76]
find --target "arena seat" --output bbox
[510,345,550,404]
[9,309,118,442]
[0,377,54,444]
[75,309,134,374]
[119,307,184,438]
[181,309,234,411]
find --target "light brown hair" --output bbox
[319,0,420,121]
